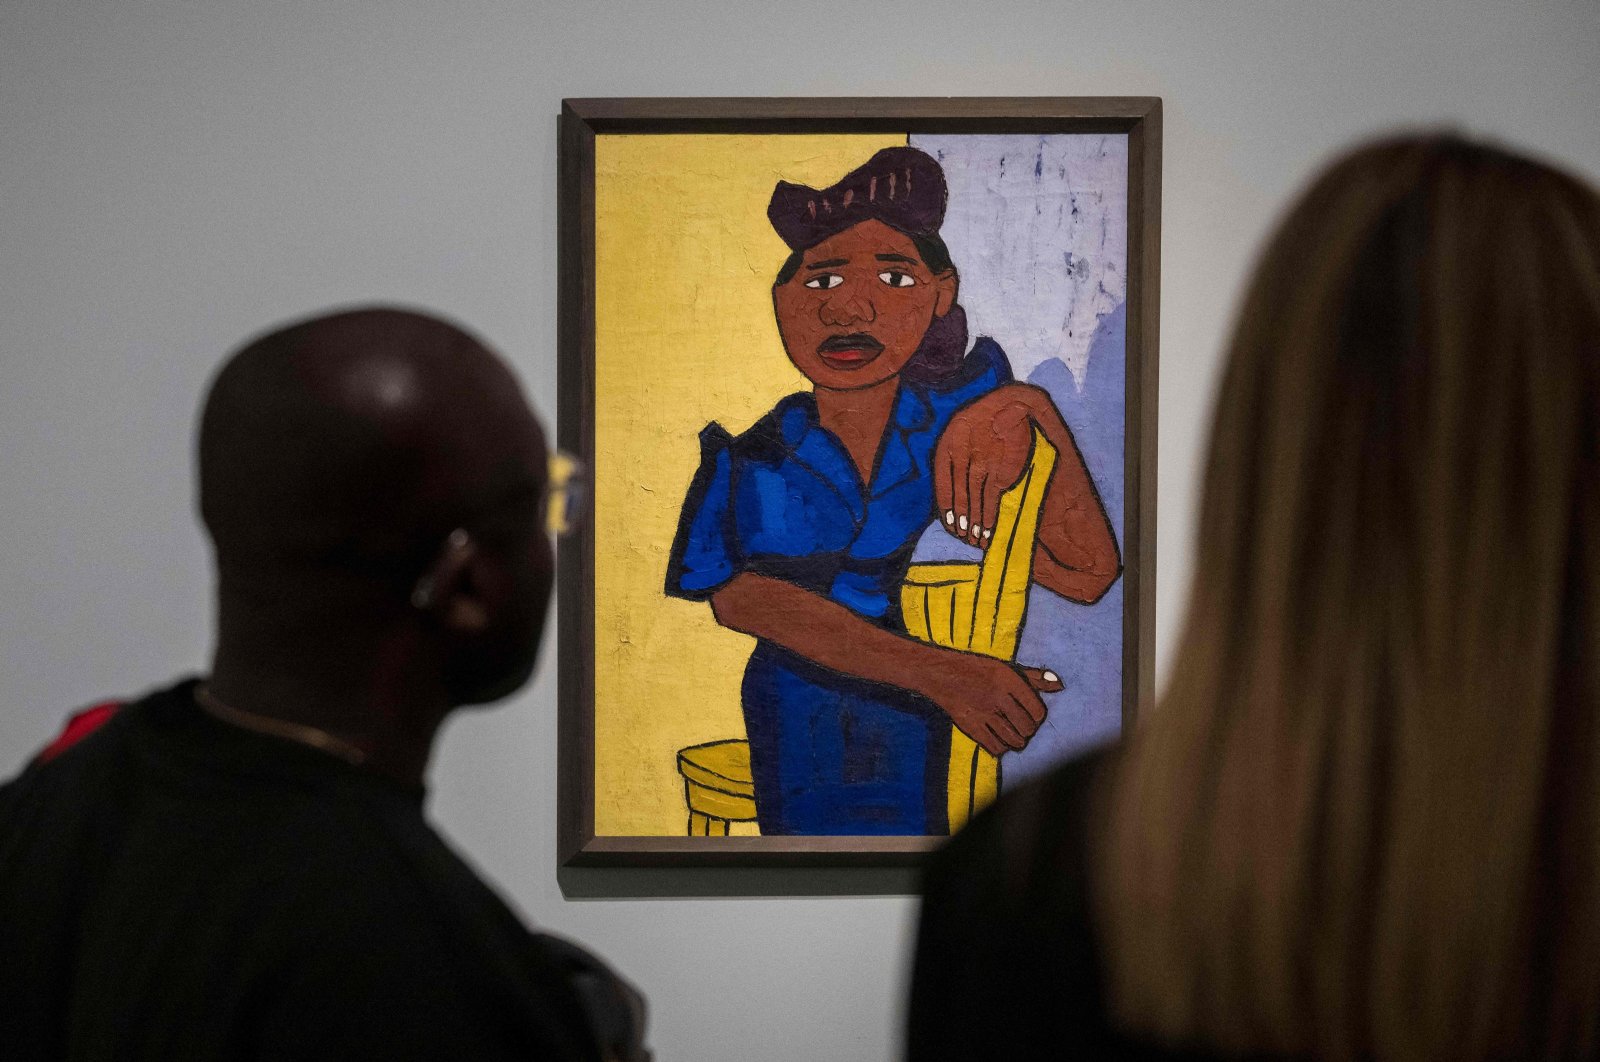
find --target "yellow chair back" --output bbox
[901,427,1058,832]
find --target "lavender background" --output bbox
[907,133,1130,788]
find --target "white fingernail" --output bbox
[1043,670,1059,684]
[981,528,992,539]
[944,510,956,525]
[958,515,969,531]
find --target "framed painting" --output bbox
[558,97,1159,866]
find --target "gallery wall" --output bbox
[2,2,1596,1058]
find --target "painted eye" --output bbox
[804,274,844,290]
[878,271,916,288]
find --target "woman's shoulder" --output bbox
[927,743,1117,909]
[909,746,1122,1060]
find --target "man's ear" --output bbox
[933,269,959,317]
[411,529,490,633]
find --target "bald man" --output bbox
[0,308,648,1061]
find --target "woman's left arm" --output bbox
[934,383,1121,605]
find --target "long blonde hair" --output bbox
[1098,135,1600,1060]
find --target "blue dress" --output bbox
[666,339,1012,835]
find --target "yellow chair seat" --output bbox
[676,739,757,835]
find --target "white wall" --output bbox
[2,2,1596,1058]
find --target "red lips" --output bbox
[817,333,885,369]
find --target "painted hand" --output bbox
[921,652,1063,756]
[934,384,1048,548]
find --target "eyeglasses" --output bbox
[546,450,585,539]
[410,450,585,612]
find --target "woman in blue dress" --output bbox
[666,147,1121,835]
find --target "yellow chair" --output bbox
[674,428,1056,838]
[902,427,1058,833]
[676,739,758,836]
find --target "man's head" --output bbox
[199,307,553,708]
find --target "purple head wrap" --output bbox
[768,146,968,383]
[767,146,948,250]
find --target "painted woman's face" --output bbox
[773,219,957,392]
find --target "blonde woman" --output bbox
[908,134,1600,1061]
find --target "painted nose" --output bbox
[818,287,875,327]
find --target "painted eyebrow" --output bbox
[875,254,919,265]
[806,258,848,270]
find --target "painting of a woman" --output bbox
[666,147,1120,835]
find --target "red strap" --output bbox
[37,701,123,763]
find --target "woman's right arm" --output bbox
[708,572,1060,755]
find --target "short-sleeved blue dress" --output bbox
[666,339,1012,835]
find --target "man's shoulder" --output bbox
[0,679,644,1061]
[1,677,458,923]
[258,811,638,1060]
[0,682,166,836]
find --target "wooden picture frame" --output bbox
[558,97,1160,866]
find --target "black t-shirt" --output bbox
[908,748,1209,1061]
[0,678,646,1061]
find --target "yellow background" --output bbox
[593,133,906,835]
